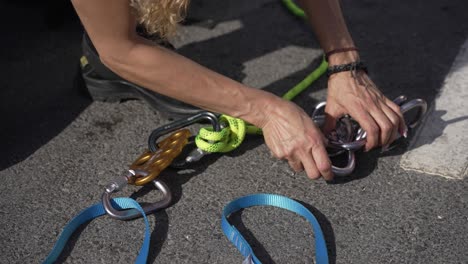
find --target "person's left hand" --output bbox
[323,70,407,152]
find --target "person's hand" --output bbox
[324,70,407,151]
[259,98,333,180]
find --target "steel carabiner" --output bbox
[328,117,357,176]
[400,98,427,129]
[102,170,172,220]
[354,96,427,141]
[311,102,366,151]
[311,105,357,177]
[101,112,223,221]
[393,95,408,106]
[332,151,356,177]
[329,117,366,151]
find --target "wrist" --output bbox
[327,50,360,66]
[237,90,282,128]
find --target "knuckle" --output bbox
[381,122,392,134]
[364,97,376,107]
[373,92,385,102]
[389,115,399,126]
[284,147,298,159]
[350,100,362,111]
[367,132,378,146]
[307,171,321,180]
[309,138,322,149]
[367,124,379,135]
[274,151,286,160]
[318,161,332,174]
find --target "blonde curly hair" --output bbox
[130,0,190,39]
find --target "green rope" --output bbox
[195,2,328,153]
[281,0,307,19]
[281,57,328,101]
[195,116,246,153]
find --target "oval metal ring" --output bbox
[327,148,347,158]
[102,179,172,221]
[354,95,411,142]
[353,97,427,140]
[334,140,366,151]
[312,101,327,120]
[393,95,408,106]
[331,150,356,177]
[400,99,428,129]
[328,117,366,151]
[130,131,190,186]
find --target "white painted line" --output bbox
[400,39,468,180]
[173,20,244,47]
[242,46,322,88]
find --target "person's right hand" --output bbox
[259,98,333,180]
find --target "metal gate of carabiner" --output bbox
[311,102,357,177]
[102,128,192,220]
[354,95,428,141]
[310,95,427,177]
[101,111,222,220]
[102,171,172,220]
[148,111,222,167]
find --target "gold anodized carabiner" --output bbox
[129,129,191,186]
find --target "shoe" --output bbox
[80,31,201,119]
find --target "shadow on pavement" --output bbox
[228,210,277,263]
[127,185,170,263]
[179,0,468,183]
[299,200,337,264]
[410,110,468,150]
[12,0,468,262]
[226,200,336,263]
[3,0,467,178]
[0,0,91,170]
[54,222,93,263]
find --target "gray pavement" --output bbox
[1,0,468,263]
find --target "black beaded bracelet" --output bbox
[326,61,368,77]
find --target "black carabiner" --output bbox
[148,111,221,152]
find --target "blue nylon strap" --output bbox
[44,194,328,263]
[42,197,150,264]
[221,194,329,264]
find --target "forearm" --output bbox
[298,0,359,65]
[102,37,276,126]
[72,0,277,127]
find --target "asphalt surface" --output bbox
[1,0,468,263]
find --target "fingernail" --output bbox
[403,128,408,139]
